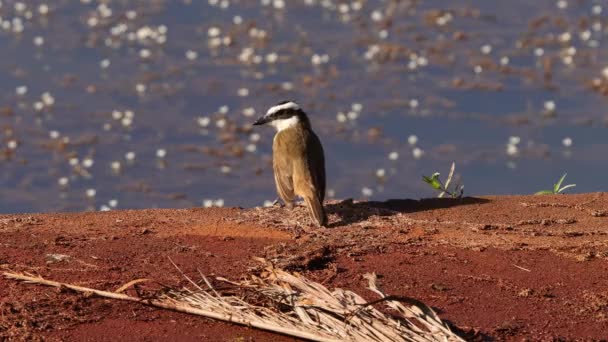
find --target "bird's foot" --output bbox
[272,198,295,209]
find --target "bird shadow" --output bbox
[325,197,490,228]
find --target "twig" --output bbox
[513,264,531,272]
[168,256,202,292]
[2,271,341,342]
[4,262,464,342]
[115,278,150,293]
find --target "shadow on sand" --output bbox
[325,197,490,228]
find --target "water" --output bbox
[1,0,607,213]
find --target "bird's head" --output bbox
[253,101,309,131]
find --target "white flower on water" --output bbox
[185,50,198,60]
[237,88,249,97]
[82,158,94,168]
[198,117,210,127]
[100,59,111,69]
[544,100,556,113]
[506,144,519,156]
[16,86,27,95]
[408,135,418,146]
[111,161,121,171]
[361,187,373,196]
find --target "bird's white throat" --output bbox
[270,116,300,132]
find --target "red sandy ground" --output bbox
[1,193,608,341]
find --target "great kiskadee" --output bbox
[253,101,327,227]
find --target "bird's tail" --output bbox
[304,195,327,227]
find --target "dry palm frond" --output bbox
[3,261,463,342]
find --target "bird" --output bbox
[253,101,327,227]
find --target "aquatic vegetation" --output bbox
[535,173,576,195]
[422,162,464,199]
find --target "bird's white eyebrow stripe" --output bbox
[265,101,299,116]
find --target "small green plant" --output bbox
[535,173,576,195]
[423,162,464,198]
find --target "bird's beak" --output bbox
[252,116,269,126]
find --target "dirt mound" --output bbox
[2,193,608,340]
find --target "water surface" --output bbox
[1,0,607,213]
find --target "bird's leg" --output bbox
[273,197,294,209]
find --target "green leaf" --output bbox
[444,162,456,190]
[457,184,464,198]
[557,184,576,193]
[423,173,442,190]
[535,190,554,195]
[553,173,567,193]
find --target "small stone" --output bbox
[46,253,70,263]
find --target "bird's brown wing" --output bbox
[273,139,295,204]
[306,131,326,202]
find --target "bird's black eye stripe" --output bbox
[270,109,296,120]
